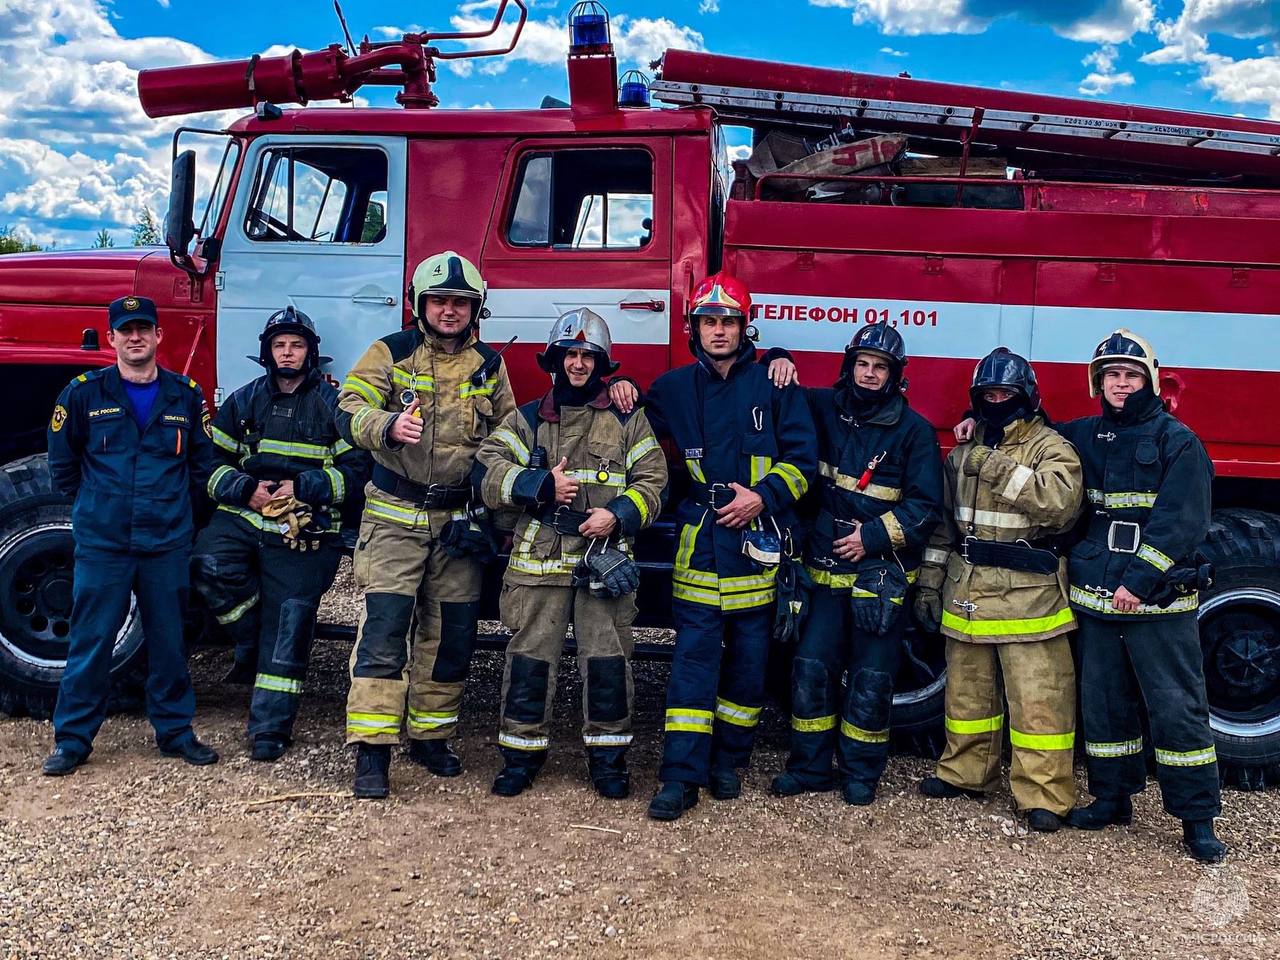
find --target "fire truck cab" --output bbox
[2,1,1278,785]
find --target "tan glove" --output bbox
[262,495,318,550]
[963,445,994,477]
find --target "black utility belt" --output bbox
[959,535,1060,576]
[536,505,593,536]
[371,464,470,508]
[691,482,739,510]
[1087,515,1142,554]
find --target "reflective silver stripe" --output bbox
[492,427,530,465]
[254,673,302,695]
[216,592,259,625]
[500,466,522,505]
[407,709,457,730]
[923,546,951,565]
[498,731,550,751]
[1069,585,1198,615]
[1137,543,1174,572]
[207,463,235,498]
[625,436,660,470]
[1000,464,1035,502]
[1085,737,1144,758]
[583,733,634,746]
[954,505,1032,530]
[566,468,625,487]
[1155,745,1217,767]
[816,461,901,500]
[211,426,241,454]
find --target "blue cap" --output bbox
[108,295,158,330]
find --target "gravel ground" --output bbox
[2,561,1278,960]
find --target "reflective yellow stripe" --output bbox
[365,496,428,528]
[686,459,706,483]
[954,506,1032,530]
[492,427,530,465]
[749,455,772,486]
[567,468,625,488]
[325,467,345,502]
[767,461,808,500]
[408,709,457,731]
[459,377,497,399]
[816,462,902,501]
[499,732,549,751]
[207,463,235,498]
[625,436,660,470]
[332,439,353,457]
[840,719,890,744]
[1086,737,1144,758]
[1069,586,1199,616]
[255,673,302,695]
[621,487,650,525]
[792,714,837,733]
[715,697,761,728]
[1137,543,1174,573]
[1009,728,1075,751]
[390,368,435,392]
[941,606,1075,638]
[211,426,241,454]
[946,713,1004,736]
[346,712,401,736]
[1154,745,1217,767]
[1087,489,1157,509]
[500,466,523,505]
[665,708,714,734]
[343,375,382,406]
[506,553,584,577]
[674,518,701,573]
[673,579,722,606]
[806,566,919,590]
[257,438,330,459]
[216,592,259,625]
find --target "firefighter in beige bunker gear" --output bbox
[475,309,667,799]
[1058,330,1226,864]
[915,349,1083,832]
[337,252,516,799]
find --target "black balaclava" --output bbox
[976,392,1033,447]
[552,348,607,408]
[1102,382,1161,425]
[835,350,900,419]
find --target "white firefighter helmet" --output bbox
[538,307,620,374]
[1088,328,1160,397]
[407,251,487,322]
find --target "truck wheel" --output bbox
[1199,509,1280,790]
[891,625,946,758]
[0,455,145,719]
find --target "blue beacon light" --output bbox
[569,1,611,49]
[618,70,650,108]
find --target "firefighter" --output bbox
[475,309,667,798]
[770,325,944,806]
[43,295,219,775]
[1059,330,1225,863]
[914,348,1082,832]
[191,307,370,762]
[337,251,516,799]
[637,272,817,821]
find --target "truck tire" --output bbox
[0,454,145,719]
[891,624,946,758]
[1198,508,1280,790]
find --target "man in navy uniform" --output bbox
[43,295,219,775]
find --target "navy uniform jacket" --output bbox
[48,366,217,554]
[206,369,370,536]
[804,389,944,588]
[1058,387,1213,619]
[646,350,817,612]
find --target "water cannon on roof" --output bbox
[136,0,529,118]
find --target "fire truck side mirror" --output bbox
[165,150,197,265]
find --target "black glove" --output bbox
[440,517,498,563]
[772,558,813,644]
[581,544,641,598]
[913,586,942,633]
[849,560,908,636]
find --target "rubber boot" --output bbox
[407,738,462,777]
[1183,820,1227,864]
[251,737,288,763]
[353,744,391,800]
[708,766,741,800]
[840,780,875,806]
[1026,809,1061,833]
[586,747,630,800]
[647,782,699,821]
[1065,796,1133,830]
[492,747,545,798]
[770,771,833,797]
[918,776,984,801]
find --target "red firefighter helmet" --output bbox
[689,272,752,323]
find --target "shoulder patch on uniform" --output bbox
[76,373,88,383]
[202,409,212,438]
[379,328,423,363]
[50,404,68,433]
[187,377,199,389]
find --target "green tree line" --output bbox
[0,209,164,255]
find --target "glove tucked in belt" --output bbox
[574,539,640,598]
[262,495,329,551]
[440,510,498,563]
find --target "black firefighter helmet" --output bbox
[970,347,1040,412]
[255,305,322,376]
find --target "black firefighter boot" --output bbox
[1065,796,1133,830]
[492,747,544,798]
[353,744,391,800]
[647,782,700,821]
[407,738,462,777]
[586,746,630,800]
[918,776,985,801]
[1183,820,1228,864]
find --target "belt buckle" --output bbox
[1107,521,1141,554]
[552,506,578,536]
[960,535,977,564]
[708,482,731,510]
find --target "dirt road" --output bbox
[2,567,1277,959]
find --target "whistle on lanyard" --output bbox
[856,451,888,491]
[400,387,423,418]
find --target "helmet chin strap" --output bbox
[273,365,306,380]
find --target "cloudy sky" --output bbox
[1,0,1277,249]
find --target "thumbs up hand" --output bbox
[390,397,424,445]
[551,457,580,504]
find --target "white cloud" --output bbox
[879,46,909,56]
[809,0,1154,43]
[699,0,721,12]
[1078,43,1136,95]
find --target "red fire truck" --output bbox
[1,1,1277,785]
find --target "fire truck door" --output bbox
[481,140,674,393]
[214,136,407,393]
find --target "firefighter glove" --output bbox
[440,517,498,563]
[963,445,994,477]
[913,586,942,633]
[582,544,640,598]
